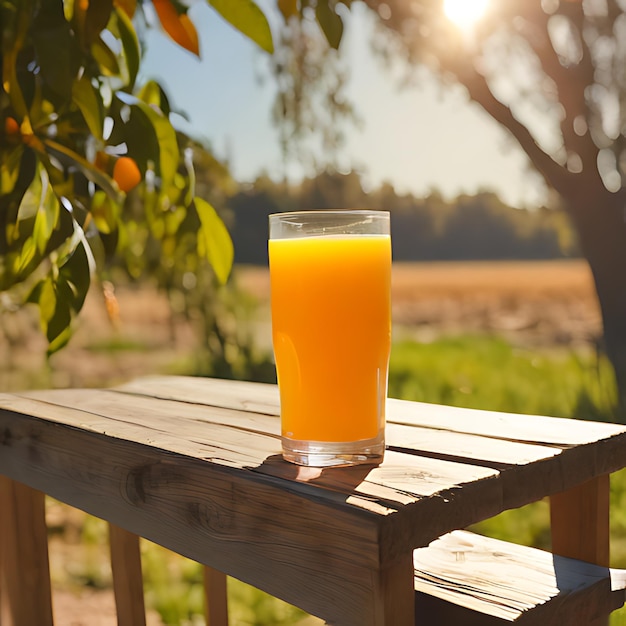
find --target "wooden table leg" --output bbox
[0,476,53,626]
[109,523,147,626]
[378,554,415,626]
[203,566,229,626]
[550,474,610,626]
[319,555,415,626]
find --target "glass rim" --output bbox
[269,209,389,220]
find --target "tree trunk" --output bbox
[566,188,626,418]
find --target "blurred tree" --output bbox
[274,0,626,413]
[0,0,273,353]
[369,0,626,411]
[228,169,570,263]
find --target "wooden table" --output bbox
[1,375,626,625]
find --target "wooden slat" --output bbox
[0,390,503,519]
[116,375,281,416]
[5,390,280,466]
[114,375,626,448]
[203,567,229,626]
[387,397,626,446]
[109,523,147,626]
[414,530,626,624]
[386,422,560,467]
[0,477,53,626]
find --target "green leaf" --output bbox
[33,277,56,326]
[45,200,75,256]
[316,1,343,50]
[90,189,118,234]
[47,324,73,356]
[27,237,92,356]
[128,97,179,189]
[59,238,91,312]
[137,80,170,115]
[32,2,76,101]
[208,0,274,54]
[2,0,37,118]
[12,164,58,276]
[112,92,178,189]
[0,145,25,195]
[84,0,113,47]
[42,138,122,202]
[32,169,61,255]
[92,35,121,75]
[45,288,72,351]
[113,6,140,88]
[72,75,104,140]
[195,197,233,284]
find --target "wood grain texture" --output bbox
[414,530,626,624]
[550,475,610,567]
[0,477,53,626]
[116,375,626,447]
[109,523,147,626]
[2,376,626,625]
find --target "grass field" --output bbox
[3,259,624,625]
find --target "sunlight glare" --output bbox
[444,0,489,29]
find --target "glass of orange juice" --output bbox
[269,210,391,467]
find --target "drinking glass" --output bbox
[268,210,392,467]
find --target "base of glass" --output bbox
[282,433,385,467]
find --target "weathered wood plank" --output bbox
[414,530,626,625]
[386,422,560,467]
[109,523,147,626]
[116,375,281,416]
[4,390,280,466]
[0,477,53,626]
[0,392,501,516]
[114,375,626,448]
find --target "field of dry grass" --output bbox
[235,259,601,349]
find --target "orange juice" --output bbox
[269,234,391,443]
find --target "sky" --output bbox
[140,2,548,209]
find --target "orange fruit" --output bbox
[113,156,141,192]
[5,117,20,137]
